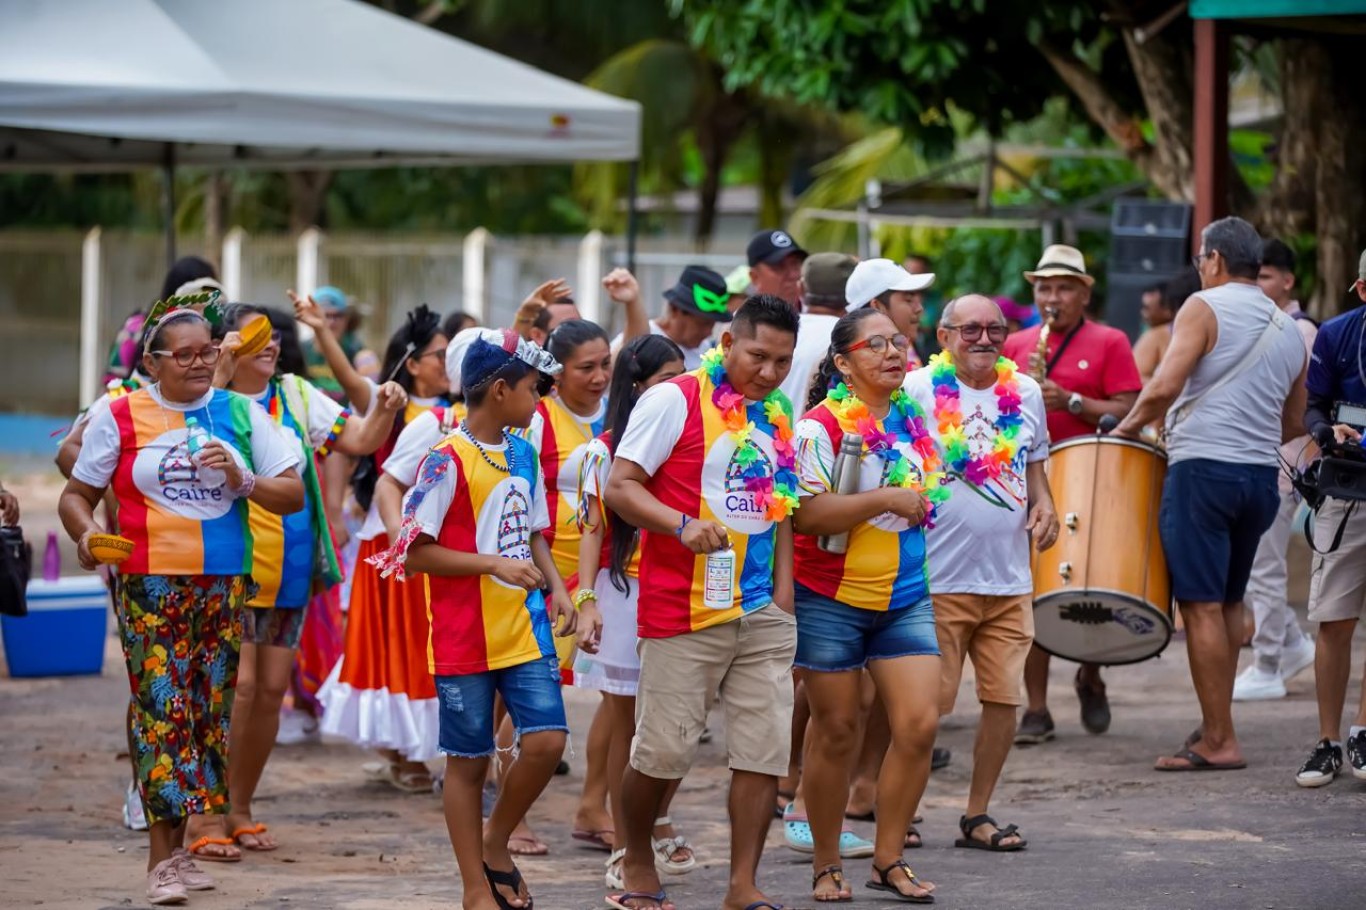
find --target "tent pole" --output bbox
[626,160,639,273]
[162,143,177,268]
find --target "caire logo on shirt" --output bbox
[479,476,535,589]
[132,430,243,520]
[702,432,777,535]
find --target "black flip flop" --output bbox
[866,859,935,904]
[1154,748,1247,772]
[484,861,531,910]
[954,813,1027,852]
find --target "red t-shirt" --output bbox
[1002,320,1142,443]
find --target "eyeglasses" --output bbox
[151,346,221,367]
[844,333,911,355]
[943,323,1008,343]
[410,347,446,363]
[1191,251,1212,269]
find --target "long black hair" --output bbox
[380,304,444,395]
[806,307,884,412]
[159,256,218,301]
[213,304,306,378]
[606,334,685,593]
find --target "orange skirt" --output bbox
[317,536,440,761]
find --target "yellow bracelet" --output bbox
[573,589,598,609]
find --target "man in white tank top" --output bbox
[1115,216,1307,773]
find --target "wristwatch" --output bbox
[1067,392,1084,415]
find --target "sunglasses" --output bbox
[944,323,1008,343]
[844,333,911,355]
[151,346,221,367]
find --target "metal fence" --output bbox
[0,228,754,416]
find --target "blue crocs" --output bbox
[782,805,874,858]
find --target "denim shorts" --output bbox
[434,655,568,758]
[793,583,940,672]
[1159,458,1279,604]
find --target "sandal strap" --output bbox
[991,823,1021,845]
[812,864,845,889]
[654,815,672,826]
[960,813,997,837]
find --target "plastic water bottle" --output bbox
[185,417,225,489]
[43,531,60,581]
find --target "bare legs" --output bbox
[225,641,295,850]
[1155,600,1245,767]
[1315,619,1364,741]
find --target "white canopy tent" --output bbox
[0,0,641,170]
[0,0,640,406]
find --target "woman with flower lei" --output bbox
[787,309,945,904]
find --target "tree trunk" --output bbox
[1119,26,1196,203]
[1310,41,1366,317]
[691,90,748,250]
[203,171,229,262]
[286,170,333,234]
[1255,39,1323,239]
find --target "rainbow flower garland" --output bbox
[928,351,1024,487]
[700,347,800,521]
[825,383,950,527]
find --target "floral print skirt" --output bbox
[115,574,247,825]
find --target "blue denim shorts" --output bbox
[793,583,940,672]
[434,655,568,758]
[1159,458,1279,604]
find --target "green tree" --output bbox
[674,0,1366,313]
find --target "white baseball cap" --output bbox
[845,259,936,312]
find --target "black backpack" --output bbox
[0,526,32,618]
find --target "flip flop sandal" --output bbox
[606,889,670,910]
[232,822,277,852]
[604,849,626,890]
[866,859,935,904]
[954,814,1026,852]
[744,902,791,909]
[652,815,696,875]
[186,836,241,863]
[484,861,532,910]
[572,828,615,852]
[1154,748,1247,772]
[905,824,922,849]
[388,764,434,794]
[813,864,852,903]
[508,834,550,856]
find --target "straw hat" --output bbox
[1024,244,1094,287]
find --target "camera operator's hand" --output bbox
[1332,423,1362,446]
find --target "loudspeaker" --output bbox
[1106,200,1192,342]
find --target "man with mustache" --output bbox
[1002,246,1142,744]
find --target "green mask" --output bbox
[692,283,728,315]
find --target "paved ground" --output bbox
[2,471,1365,909]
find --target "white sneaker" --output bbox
[275,708,321,746]
[122,780,149,832]
[146,857,188,905]
[1280,636,1316,682]
[1232,664,1287,701]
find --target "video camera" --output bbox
[1300,402,1366,506]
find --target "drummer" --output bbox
[1001,246,1142,744]
[904,294,1058,852]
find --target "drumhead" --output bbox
[1048,435,1168,459]
[1033,589,1172,665]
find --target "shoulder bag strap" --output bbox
[1169,307,1287,431]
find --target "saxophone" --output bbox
[1032,307,1058,382]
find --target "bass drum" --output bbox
[1031,436,1172,665]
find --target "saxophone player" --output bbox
[1001,245,1144,745]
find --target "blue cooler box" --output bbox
[2,576,110,677]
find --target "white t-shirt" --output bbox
[73,386,300,509]
[612,320,711,371]
[780,312,840,416]
[244,376,346,467]
[357,407,456,541]
[902,367,1049,595]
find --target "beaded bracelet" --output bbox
[233,470,257,500]
[573,589,598,609]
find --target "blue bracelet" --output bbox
[675,514,691,538]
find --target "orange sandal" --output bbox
[187,836,241,863]
[231,822,278,852]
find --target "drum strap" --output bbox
[1304,500,1357,555]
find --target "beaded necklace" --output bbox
[927,352,1023,491]
[824,382,949,526]
[460,423,516,475]
[700,347,799,521]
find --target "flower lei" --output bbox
[825,383,950,527]
[928,351,1024,489]
[700,347,800,520]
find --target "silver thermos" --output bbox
[818,433,864,554]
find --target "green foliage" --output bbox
[672,0,1122,155]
